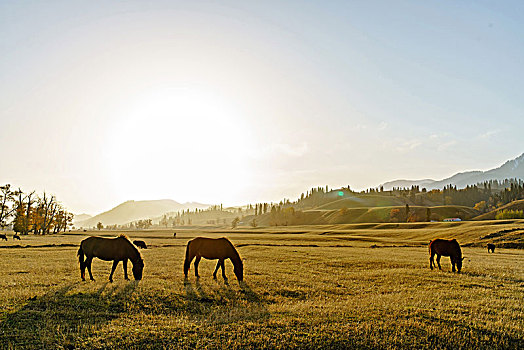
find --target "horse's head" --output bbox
[132,258,144,280]
[234,260,243,282]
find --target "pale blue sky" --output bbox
[1,1,523,214]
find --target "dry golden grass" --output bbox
[0,222,523,349]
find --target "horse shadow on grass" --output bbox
[182,278,269,324]
[1,278,269,348]
[0,281,138,349]
[412,313,524,348]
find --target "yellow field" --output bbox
[0,221,523,349]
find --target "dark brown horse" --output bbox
[487,243,495,253]
[133,240,147,249]
[78,235,144,282]
[429,238,464,272]
[184,237,243,282]
[0,234,7,241]
[13,234,21,240]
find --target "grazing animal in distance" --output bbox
[77,235,144,282]
[184,237,243,282]
[133,240,147,249]
[173,232,177,238]
[0,234,7,241]
[487,243,495,253]
[429,238,464,273]
[13,234,21,240]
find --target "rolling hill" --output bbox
[382,152,524,190]
[473,199,524,220]
[77,199,209,227]
[243,205,479,227]
[72,213,92,225]
[314,194,424,210]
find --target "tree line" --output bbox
[246,179,524,226]
[286,179,524,211]
[0,184,73,235]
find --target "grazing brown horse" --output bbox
[78,235,144,282]
[487,243,495,253]
[429,238,464,273]
[133,240,147,249]
[0,234,7,241]
[184,237,243,282]
[13,234,21,240]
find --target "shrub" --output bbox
[407,212,424,222]
[390,208,402,223]
[495,209,524,220]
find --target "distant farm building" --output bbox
[443,218,462,222]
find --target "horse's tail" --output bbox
[183,240,192,276]
[428,240,433,254]
[78,246,86,278]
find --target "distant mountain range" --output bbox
[76,199,209,227]
[382,152,524,190]
[75,153,523,227]
[73,213,92,225]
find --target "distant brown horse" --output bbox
[429,238,464,273]
[133,240,147,249]
[13,234,21,240]
[0,234,7,241]
[78,235,144,282]
[184,237,243,282]
[487,243,495,253]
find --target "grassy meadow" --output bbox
[0,221,523,349]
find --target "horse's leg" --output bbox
[194,256,201,278]
[451,258,456,272]
[86,257,95,281]
[123,259,129,280]
[436,254,442,270]
[79,251,86,281]
[220,260,227,281]
[213,260,221,279]
[109,260,119,282]
[194,256,202,278]
[429,252,434,270]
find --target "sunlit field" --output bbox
[0,222,523,349]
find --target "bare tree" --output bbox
[52,207,73,233]
[38,193,58,235]
[231,217,240,229]
[12,189,36,235]
[0,185,23,229]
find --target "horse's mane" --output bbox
[118,234,142,259]
[223,237,242,264]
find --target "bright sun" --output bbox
[106,87,252,202]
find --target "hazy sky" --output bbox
[1,1,523,214]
